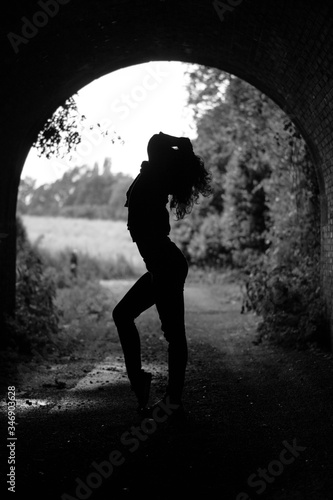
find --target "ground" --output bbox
[1,278,333,500]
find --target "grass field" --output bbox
[21,215,144,271]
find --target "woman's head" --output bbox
[147,133,212,219]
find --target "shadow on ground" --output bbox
[4,336,333,500]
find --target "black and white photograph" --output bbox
[1,1,333,499]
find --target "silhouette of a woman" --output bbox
[112,132,212,416]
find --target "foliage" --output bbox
[54,280,116,352]
[244,255,327,349]
[4,217,132,357]
[171,212,231,267]
[220,150,270,267]
[18,160,132,221]
[38,247,139,288]
[20,96,127,221]
[33,96,121,160]
[4,217,60,354]
[175,64,326,348]
[173,68,282,268]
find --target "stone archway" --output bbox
[2,0,333,343]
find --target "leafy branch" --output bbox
[33,96,122,160]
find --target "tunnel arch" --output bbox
[2,0,333,343]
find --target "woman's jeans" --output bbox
[112,237,188,403]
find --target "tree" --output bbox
[18,162,133,221]
[173,66,277,266]
[33,96,122,160]
[175,64,320,274]
[182,64,325,347]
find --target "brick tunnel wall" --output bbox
[2,0,333,343]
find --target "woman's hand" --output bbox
[178,137,193,153]
[158,132,193,151]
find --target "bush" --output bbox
[38,247,139,287]
[4,217,129,356]
[54,280,115,346]
[171,212,231,268]
[4,217,60,354]
[243,253,329,349]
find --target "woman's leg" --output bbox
[152,255,188,404]
[159,287,188,404]
[112,272,155,383]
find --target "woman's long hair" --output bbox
[169,150,212,220]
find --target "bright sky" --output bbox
[22,61,197,185]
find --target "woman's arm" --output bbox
[156,132,181,147]
[147,132,193,162]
